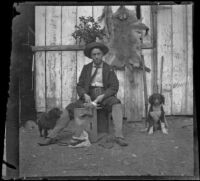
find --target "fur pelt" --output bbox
[98,6,150,83]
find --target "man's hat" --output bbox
[84,42,109,59]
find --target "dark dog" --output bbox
[37,108,62,137]
[147,93,168,134]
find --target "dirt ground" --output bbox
[19,116,194,178]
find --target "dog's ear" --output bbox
[149,95,153,104]
[161,94,165,104]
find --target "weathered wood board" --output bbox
[61,52,77,109]
[141,6,153,117]
[45,52,62,110]
[93,5,104,22]
[46,6,62,111]
[111,6,120,13]
[157,6,173,115]
[61,6,77,109]
[35,52,46,112]
[186,4,193,114]
[35,6,46,112]
[35,6,46,46]
[125,68,143,122]
[172,5,187,115]
[61,6,77,45]
[141,6,152,45]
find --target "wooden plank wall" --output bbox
[35,4,193,118]
[157,4,193,115]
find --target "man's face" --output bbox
[90,48,103,65]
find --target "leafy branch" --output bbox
[72,16,106,44]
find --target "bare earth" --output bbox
[20,116,194,177]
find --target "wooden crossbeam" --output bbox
[31,43,153,52]
[31,45,85,52]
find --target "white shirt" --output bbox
[91,62,103,87]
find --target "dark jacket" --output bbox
[77,61,119,100]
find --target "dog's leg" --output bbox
[161,122,168,134]
[160,111,168,134]
[44,129,48,138]
[148,126,153,134]
[164,115,169,128]
[147,115,154,134]
[38,126,43,137]
[41,129,45,137]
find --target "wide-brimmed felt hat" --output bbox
[84,42,109,59]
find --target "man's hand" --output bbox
[84,94,91,103]
[94,94,105,104]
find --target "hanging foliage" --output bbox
[72,16,106,45]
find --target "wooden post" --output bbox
[19,79,21,125]
[160,56,164,94]
[151,5,158,93]
[32,54,35,91]
[141,55,148,127]
[160,56,168,127]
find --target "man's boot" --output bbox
[38,137,57,146]
[115,137,128,147]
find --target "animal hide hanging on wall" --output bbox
[98,6,150,83]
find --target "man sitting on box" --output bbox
[38,42,128,147]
